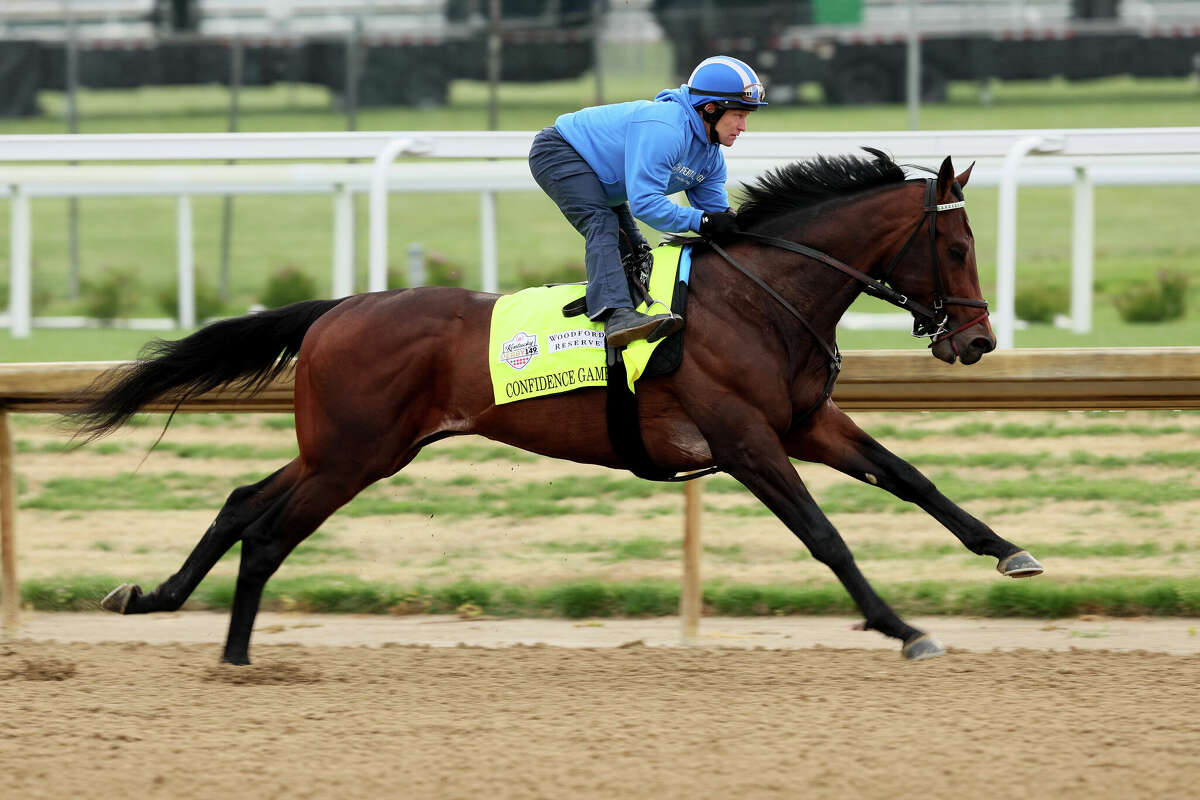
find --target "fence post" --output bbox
[0,408,18,634]
[332,185,355,297]
[480,191,498,293]
[995,135,1064,349]
[407,243,426,287]
[681,479,702,642]
[9,187,31,338]
[368,137,420,292]
[1071,166,1094,334]
[176,195,195,328]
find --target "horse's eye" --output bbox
[947,246,967,262]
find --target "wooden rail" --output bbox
[3,347,1200,635]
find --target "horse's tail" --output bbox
[66,298,348,441]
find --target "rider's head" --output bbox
[686,56,767,145]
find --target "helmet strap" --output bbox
[699,103,725,144]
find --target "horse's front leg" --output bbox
[705,416,943,660]
[787,402,1043,578]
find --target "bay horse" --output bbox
[69,149,1043,665]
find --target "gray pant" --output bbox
[528,126,649,319]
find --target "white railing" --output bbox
[3,128,1199,342]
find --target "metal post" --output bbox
[592,0,605,106]
[9,188,32,339]
[905,0,920,131]
[177,195,195,328]
[220,37,244,303]
[66,2,81,300]
[345,17,362,131]
[408,243,426,287]
[1071,166,1094,334]
[480,191,498,293]
[487,0,502,130]
[332,186,355,297]
[681,480,702,642]
[1,408,18,634]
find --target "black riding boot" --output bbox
[604,307,684,348]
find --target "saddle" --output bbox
[561,244,695,481]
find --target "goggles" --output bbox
[689,82,766,104]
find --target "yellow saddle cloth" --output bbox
[488,245,683,405]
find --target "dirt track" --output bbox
[7,412,1200,796]
[3,614,1200,799]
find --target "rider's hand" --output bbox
[699,211,739,237]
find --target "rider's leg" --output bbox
[529,127,682,345]
[529,129,633,319]
[613,202,650,260]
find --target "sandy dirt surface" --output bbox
[2,626,1198,799]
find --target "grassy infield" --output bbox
[17,412,1200,619]
[6,66,1200,617]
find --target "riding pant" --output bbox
[528,126,649,320]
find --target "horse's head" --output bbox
[886,156,995,365]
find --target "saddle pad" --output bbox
[489,245,685,405]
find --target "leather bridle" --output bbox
[704,177,990,424]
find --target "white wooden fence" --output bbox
[4,128,1200,344]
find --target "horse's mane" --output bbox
[734,147,908,228]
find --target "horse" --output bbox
[68,149,1043,665]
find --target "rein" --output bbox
[704,177,990,423]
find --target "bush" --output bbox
[155,271,226,321]
[1113,271,1189,323]
[425,252,465,287]
[80,266,139,323]
[259,265,318,308]
[1015,283,1069,324]
[387,265,406,290]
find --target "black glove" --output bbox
[699,210,739,237]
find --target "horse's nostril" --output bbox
[971,336,996,354]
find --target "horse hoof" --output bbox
[997,550,1044,578]
[100,583,141,614]
[902,634,945,661]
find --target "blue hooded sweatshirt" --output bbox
[552,85,730,233]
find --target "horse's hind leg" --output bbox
[220,468,366,665]
[787,404,1043,577]
[101,463,298,615]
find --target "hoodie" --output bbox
[552,85,730,233]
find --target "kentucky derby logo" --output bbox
[499,331,539,370]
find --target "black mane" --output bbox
[735,149,908,229]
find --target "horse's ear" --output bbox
[956,161,975,189]
[937,156,955,197]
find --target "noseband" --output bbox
[705,177,990,423]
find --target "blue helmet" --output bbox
[687,56,767,110]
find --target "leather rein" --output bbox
[705,177,990,425]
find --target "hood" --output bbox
[654,84,709,144]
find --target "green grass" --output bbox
[19,447,1200,516]
[2,71,1200,360]
[21,573,1200,618]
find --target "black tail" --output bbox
[66,298,347,441]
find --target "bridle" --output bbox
[704,177,990,424]
[879,178,990,351]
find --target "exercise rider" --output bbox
[528,55,767,347]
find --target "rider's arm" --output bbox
[685,155,731,214]
[623,120,703,233]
